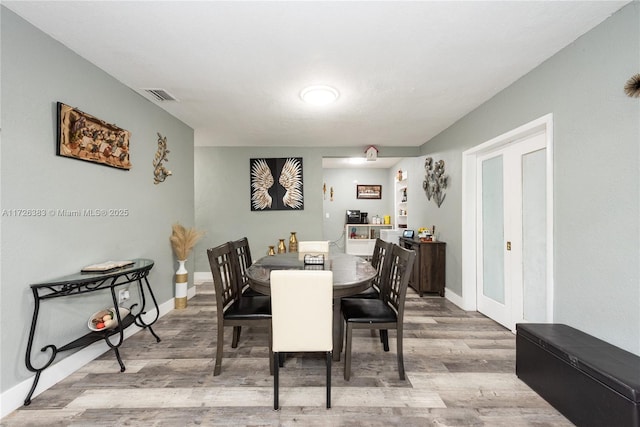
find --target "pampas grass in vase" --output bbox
[170,223,204,309]
[170,223,204,261]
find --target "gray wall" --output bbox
[194,147,326,271]
[417,2,640,354]
[321,167,394,252]
[1,8,195,394]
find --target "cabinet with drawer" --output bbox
[399,237,446,296]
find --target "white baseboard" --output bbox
[444,287,466,309]
[1,297,175,419]
[194,271,212,284]
[188,284,197,299]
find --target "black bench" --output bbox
[516,323,640,427]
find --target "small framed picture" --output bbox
[356,184,382,199]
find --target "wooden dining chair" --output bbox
[270,270,333,410]
[297,241,330,261]
[345,238,394,299]
[231,237,264,297]
[207,242,273,376]
[341,244,416,381]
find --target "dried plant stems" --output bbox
[170,223,204,260]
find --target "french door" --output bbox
[476,131,548,330]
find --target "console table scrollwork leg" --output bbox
[133,276,161,342]
[113,347,126,372]
[24,371,41,406]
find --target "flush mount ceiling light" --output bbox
[300,85,339,105]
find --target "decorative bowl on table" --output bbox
[88,307,130,331]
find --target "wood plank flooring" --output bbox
[3,283,572,426]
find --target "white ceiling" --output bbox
[5,0,629,152]
[322,157,402,169]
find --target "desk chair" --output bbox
[207,242,273,376]
[270,270,333,410]
[297,241,330,261]
[341,244,415,381]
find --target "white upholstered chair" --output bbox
[270,270,333,410]
[297,241,330,261]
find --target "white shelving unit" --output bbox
[345,224,394,257]
[395,171,408,229]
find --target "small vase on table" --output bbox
[289,232,298,253]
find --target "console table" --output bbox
[24,258,160,405]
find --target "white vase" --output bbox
[175,259,188,309]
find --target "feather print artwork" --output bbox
[279,158,303,208]
[251,159,274,210]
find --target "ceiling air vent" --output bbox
[143,88,178,102]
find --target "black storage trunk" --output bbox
[516,323,640,427]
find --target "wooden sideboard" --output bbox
[399,237,446,296]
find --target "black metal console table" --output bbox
[24,258,161,405]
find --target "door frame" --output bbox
[461,114,554,325]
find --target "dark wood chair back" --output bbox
[207,242,240,315]
[370,238,394,294]
[382,244,416,318]
[231,237,252,293]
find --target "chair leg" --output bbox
[268,324,274,376]
[214,324,224,376]
[326,351,332,409]
[344,323,353,381]
[381,329,389,352]
[273,352,279,410]
[397,327,405,380]
[231,326,241,348]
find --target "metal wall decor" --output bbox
[250,157,303,211]
[423,157,448,207]
[624,73,640,98]
[153,133,172,184]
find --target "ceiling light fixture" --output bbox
[300,85,339,105]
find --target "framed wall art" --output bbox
[57,102,131,170]
[250,157,303,211]
[356,184,382,199]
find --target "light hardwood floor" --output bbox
[3,283,572,426]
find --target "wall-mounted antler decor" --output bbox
[423,157,448,208]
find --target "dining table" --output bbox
[246,252,377,361]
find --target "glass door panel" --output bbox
[481,155,505,304]
[522,148,547,322]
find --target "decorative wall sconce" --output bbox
[624,73,640,98]
[153,133,172,184]
[423,157,448,207]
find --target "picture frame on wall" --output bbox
[356,184,382,199]
[56,102,131,170]
[250,157,304,211]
